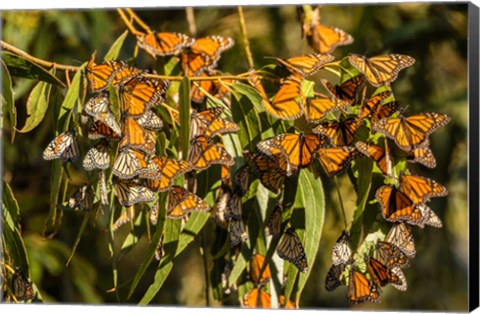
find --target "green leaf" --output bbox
[42,160,64,238]
[1,60,16,142]
[17,71,53,133]
[179,77,191,159]
[176,212,210,257]
[66,211,91,266]
[0,51,65,87]
[58,62,87,132]
[104,30,129,61]
[2,181,21,230]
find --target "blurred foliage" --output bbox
[0,3,469,311]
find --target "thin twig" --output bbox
[185,7,197,37]
[237,6,254,69]
[125,8,152,34]
[1,40,79,72]
[117,8,142,36]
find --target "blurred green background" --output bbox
[1,3,469,310]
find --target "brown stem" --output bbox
[185,7,197,37]
[125,8,152,34]
[1,40,79,72]
[237,6,254,69]
[116,8,142,36]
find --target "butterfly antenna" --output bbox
[333,176,348,230]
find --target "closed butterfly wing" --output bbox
[88,120,121,140]
[321,76,365,106]
[83,140,110,171]
[113,179,155,207]
[225,191,242,220]
[233,164,250,196]
[135,109,164,131]
[67,185,93,211]
[347,267,381,304]
[167,185,210,218]
[277,227,308,273]
[348,54,415,87]
[374,112,450,151]
[43,130,80,162]
[304,93,349,123]
[94,111,122,136]
[325,263,346,292]
[242,288,271,308]
[331,230,353,266]
[313,116,362,147]
[399,174,448,204]
[270,73,305,120]
[375,241,411,269]
[12,268,35,301]
[145,156,192,192]
[83,93,109,117]
[415,203,443,228]
[375,185,424,226]
[265,203,282,238]
[390,267,408,291]
[190,107,239,138]
[385,222,416,258]
[307,23,353,54]
[273,53,335,76]
[317,146,358,176]
[355,141,391,176]
[250,254,271,286]
[246,152,287,194]
[365,255,402,288]
[149,202,159,226]
[359,91,393,120]
[188,135,234,170]
[137,31,194,57]
[230,217,248,247]
[120,117,156,154]
[407,144,436,168]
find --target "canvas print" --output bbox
[0,2,476,311]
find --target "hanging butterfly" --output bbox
[113,178,155,207]
[321,76,366,107]
[248,71,305,121]
[373,112,450,151]
[88,120,121,140]
[233,164,250,196]
[398,173,448,204]
[317,146,360,176]
[244,150,288,194]
[136,31,194,58]
[325,263,347,292]
[119,76,170,117]
[348,54,416,87]
[272,53,335,76]
[154,232,165,261]
[250,254,272,286]
[242,288,271,308]
[385,222,416,258]
[264,203,282,238]
[134,109,164,131]
[313,116,362,147]
[149,202,159,226]
[257,132,326,175]
[225,191,242,221]
[358,91,397,122]
[375,241,411,270]
[113,147,154,180]
[406,142,436,168]
[190,107,239,138]
[212,185,231,229]
[390,267,408,291]
[188,135,234,170]
[83,93,109,117]
[414,203,443,228]
[86,53,142,93]
[331,230,353,266]
[43,130,80,162]
[229,217,248,247]
[67,185,93,211]
[375,185,426,226]
[347,266,381,304]
[90,111,122,137]
[365,255,403,291]
[144,156,192,192]
[355,141,391,176]
[167,185,210,219]
[119,117,157,155]
[277,227,308,273]
[304,92,349,123]
[12,268,35,301]
[112,205,135,231]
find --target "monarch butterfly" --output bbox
[398,173,448,204]
[136,31,194,58]
[365,255,403,288]
[98,170,109,206]
[12,268,35,301]
[321,76,366,106]
[265,203,282,238]
[91,111,122,137]
[272,53,335,76]
[113,178,155,207]
[313,116,362,147]
[225,191,242,220]
[120,117,157,154]
[277,227,308,273]
[325,263,347,292]
[373,112,450,151]
[375,185,425,226]
[167,185,210,219]
[317,146,360,176]
[304,93,349,123]
[190,73,232,104]
[112,205,135,231]
[306,22,354,54]
[134,109,164,131]
[242,288,271,308]
[415,203,443,228]
[279,295,296,309]
[375,241,411,270]
[390,267,408,291]
[149,202,159,226]
[155,233,165,261]
[88,120,121,140]
[355,141,391,176]
[250,254,271,286]
[188,135,234,170]
[244,151,288,194]
[347,267,381,304]
[190,107,239,138]
[119,76,170,117]
[43,130,80,162]
[257,132,326,175]
[233,164,250,196]
[331,230,353,266]
[248,71,305,121]
[113,147,153,180]
[348,54,416,87]
[406,143,436,168]
[83,93,109,117]
[181,36,234,76]
[67,185,93,211]
[144,156,192,192]
[358,91,398,121]
[86,54,142,93]
[212,185,231,228]
[230,217,248,247]
[385,222,416,258]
